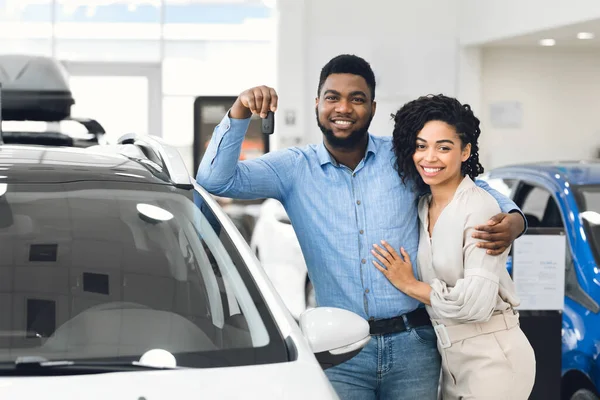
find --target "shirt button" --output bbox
[365,288,370,294]
[359,229,364,234]
[361,259,366,264]
[352,173,356,177]
[356,200,361,205]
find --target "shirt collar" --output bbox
[317,134,378,167]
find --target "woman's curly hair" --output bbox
[391,94,484,193]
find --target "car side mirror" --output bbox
[299,307,370,369]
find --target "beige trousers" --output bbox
[432,310,536,400]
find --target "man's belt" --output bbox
[368,307,432,336]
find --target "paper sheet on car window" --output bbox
[512,234,566,310]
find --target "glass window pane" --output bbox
[55,2,159,23]
[162,96,194,146]
[163,41,208,60]
[162,20,274,41]
[2,120,89,135]
[162,1,275,41]
[484,178,517,197]
[55,39,160,63]
[163,96,195,173]
[521,186,551,223]
[52,1,161,61]
[575,186,600,266]
[0,38,52,56]
[162,42,275,96]
[0,0,52,52]
[0,0,52,23]
[54,1,160,40]
[164,2,272,24]
[69,76,149,142]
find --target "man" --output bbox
[196,54,526,400]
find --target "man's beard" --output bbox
[316,108,373,149]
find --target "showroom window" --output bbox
[0,0,53,55]
[0,0,276,165]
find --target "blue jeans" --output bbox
[325,325,441,400]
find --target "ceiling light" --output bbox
[577,32,595,40]
[539,38,556,46]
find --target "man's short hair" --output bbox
[317,54,376,100]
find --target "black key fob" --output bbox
[262,111,274,135]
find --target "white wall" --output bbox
[480,47,600,169]
[456,46,483,118]
[460,0,600,45]
[274,0,464,147]
[272,0,308,150]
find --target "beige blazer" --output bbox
[416,176,520,326]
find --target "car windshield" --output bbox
[574,184,600,266]
[0,181,287,369]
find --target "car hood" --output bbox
[0,359,339,400]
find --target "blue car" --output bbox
[482,161,600,400]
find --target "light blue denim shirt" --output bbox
[197,113,524,320]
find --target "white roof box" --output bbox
[0,55,75,121]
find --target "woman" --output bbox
[371,94,536,399]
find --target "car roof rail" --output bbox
[117,133,193,189]
[87,142,147,160]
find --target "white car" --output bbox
[251,199,314,320]
[0,135,370,399]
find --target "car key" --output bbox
[262,111,274,135]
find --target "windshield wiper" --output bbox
[0,356,180,376]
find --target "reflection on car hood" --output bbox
[0,358,339,400]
